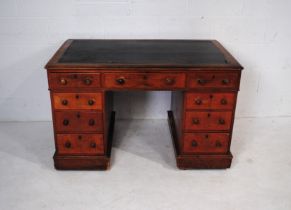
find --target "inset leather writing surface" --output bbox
[58,40,227,65]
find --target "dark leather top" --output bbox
[59,40,227,65]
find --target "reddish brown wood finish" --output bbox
[53,92,103,110]
[46,39,243,170]
[53,111,115,170]
[56,134,104,155]
[171,91,184,152]
[48,73,101,89]
[187,72,239,90]
[177,153,233,169]
[54,111,103,133]
[184,111,233,131]
[185,92,236,110]
[168,111,233,169]
[103,73,186,89]
[54,153,110,170]
[182,133,229,154]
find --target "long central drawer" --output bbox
[103,73,186,89]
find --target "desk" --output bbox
[45,40,243,170]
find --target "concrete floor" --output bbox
[0,117,291,210]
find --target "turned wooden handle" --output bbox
[116,78,125,85]
[191,140,198,147]
[84,78,92,85]
[192,118,200,124]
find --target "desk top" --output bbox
[46,39,242,70]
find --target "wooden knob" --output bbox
[116,78,125,85]
[60,78,67,85]
[84,78,92,85]
[61,99,68,106]
[192,118,200,124]
[90,142,96,148]
[191,140,198,147]
[88,99,94,106]
[165,78,175,85]
[221,98,227,105]
[63,119,69,126]
[197,78,206,85]
[218,118,225,125]
[222,79,230,85]
[88,119,95,126]
[195,99,202,105]
[64,141,71,148]
[215,141,222,147]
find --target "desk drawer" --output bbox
[184,111,232,131]
[185,93,235,110]
[54,111,103,133]
[48,73,101,89]
[187,72,239,89]
[53,92,103,110]
[103,73,185,89]
[56,134,104,155]
[183,133,229,154]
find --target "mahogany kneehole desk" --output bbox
[45,39,243,170]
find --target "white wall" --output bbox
[0,0,290,121]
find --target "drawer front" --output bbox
[55,111,103,132]
[184,111,232,131]
[185,93,235,110]
[48,73,101,89]
[103,73,186,89]
[188,72,239,89]
[183,133,229,154]
[56,134,104,155]
[53,93,103,110]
